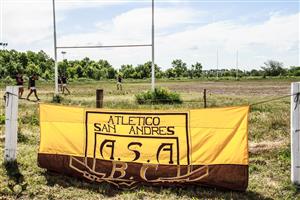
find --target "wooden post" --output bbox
[291,82,300,184]
[4,86,19,162]
[96,89,103,108]
[203,89,207,108]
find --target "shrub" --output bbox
[0,114,5,125]
[135,87,182,104]
[20,113,39,126]
[52,94,63,103]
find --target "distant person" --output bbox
[58,76,62,92]
[62,74,70,95]
[15,73,24,98]
[26,74,40,101]
[116,74,122,91]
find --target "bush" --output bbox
[52,94,63,103]
[0,114,5,125]
[3,76,14,84]
[135,87,182,104]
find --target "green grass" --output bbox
[0,79,299,199]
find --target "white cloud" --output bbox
[2,1,299,69]
[156,12,299,69]
[2,1,54,45]
[1,0,129,46]
[58,8,299,69]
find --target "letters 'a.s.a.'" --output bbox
[38,105,249,191]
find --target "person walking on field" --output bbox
[62,74,70,95]
[15,73,24,98]
[58,76,62,92]
[26,74,40,101]
[116,74,122,91]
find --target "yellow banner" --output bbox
[39,104,249,166]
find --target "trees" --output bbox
[288,66,300,76]
[1,49,297,81]
[190,62,203,78]
[261,60,287,76]
[119,62,162,79]
[165,68,176,78]
[120,64,136,79]
[250,69,263,76]
[171,59,188,77]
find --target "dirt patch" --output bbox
[249,140,287,154]
[158,80,291,96]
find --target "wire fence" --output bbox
[0,88,5,138]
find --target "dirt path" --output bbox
[249,140,287,154]
[158,80,292,96]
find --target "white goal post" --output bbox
[4,86,19,162]
[51,0,156,93]
[291,82,300,184]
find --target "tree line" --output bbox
[0,49,299,81]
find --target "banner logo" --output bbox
[85,111,191,165]
[68,111,210,187]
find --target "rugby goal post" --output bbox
[52,0,156,93]
[291,82,300,184]
[4,86,19,162]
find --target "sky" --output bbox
[0,0,299,70]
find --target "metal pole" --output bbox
[52,0,58,94]
[216,49,219,80]
[203,89,207,108]
[4,86,19,162]
[57,44,151,49]
[236,50,239,79]
[291,82,300,184]
[0,0,3,44]
[151,0,155,91]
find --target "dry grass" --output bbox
[0,78,299,199]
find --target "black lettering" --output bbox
[94,123,101,131]
[143,126,152,135]
[137,117,144,126]
[145,117,152,125]
[167,126,175,135]
[127,142,142,161]
[153,117,160,125]
[121,116,129,125]
[108,124,116,133]
[129,126,137,135]
[108,116,114,124]
[152,127,159,135]
[128,117,134,125]
[136,126,143,135]
[115,116,121,124]
[102,124,109,132]
[157,143,174,164]
[158,126,166,135]
[100,139,115,160]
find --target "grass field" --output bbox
[0,78,299,199]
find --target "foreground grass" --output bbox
[0,79,299,199]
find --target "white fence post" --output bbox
[291,82,300,184]
[4,86,19,162]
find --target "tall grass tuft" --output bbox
[52,94,63,103]
[0,114,5,125]
[135,87,182,104]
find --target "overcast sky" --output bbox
[1,0,299,70]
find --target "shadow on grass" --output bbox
[43,171,118,197]
[4,161,24,184]
[43,170,271,199]
[3,161,27,197]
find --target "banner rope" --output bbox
[1,88,298,107]
[250,92,300,108]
